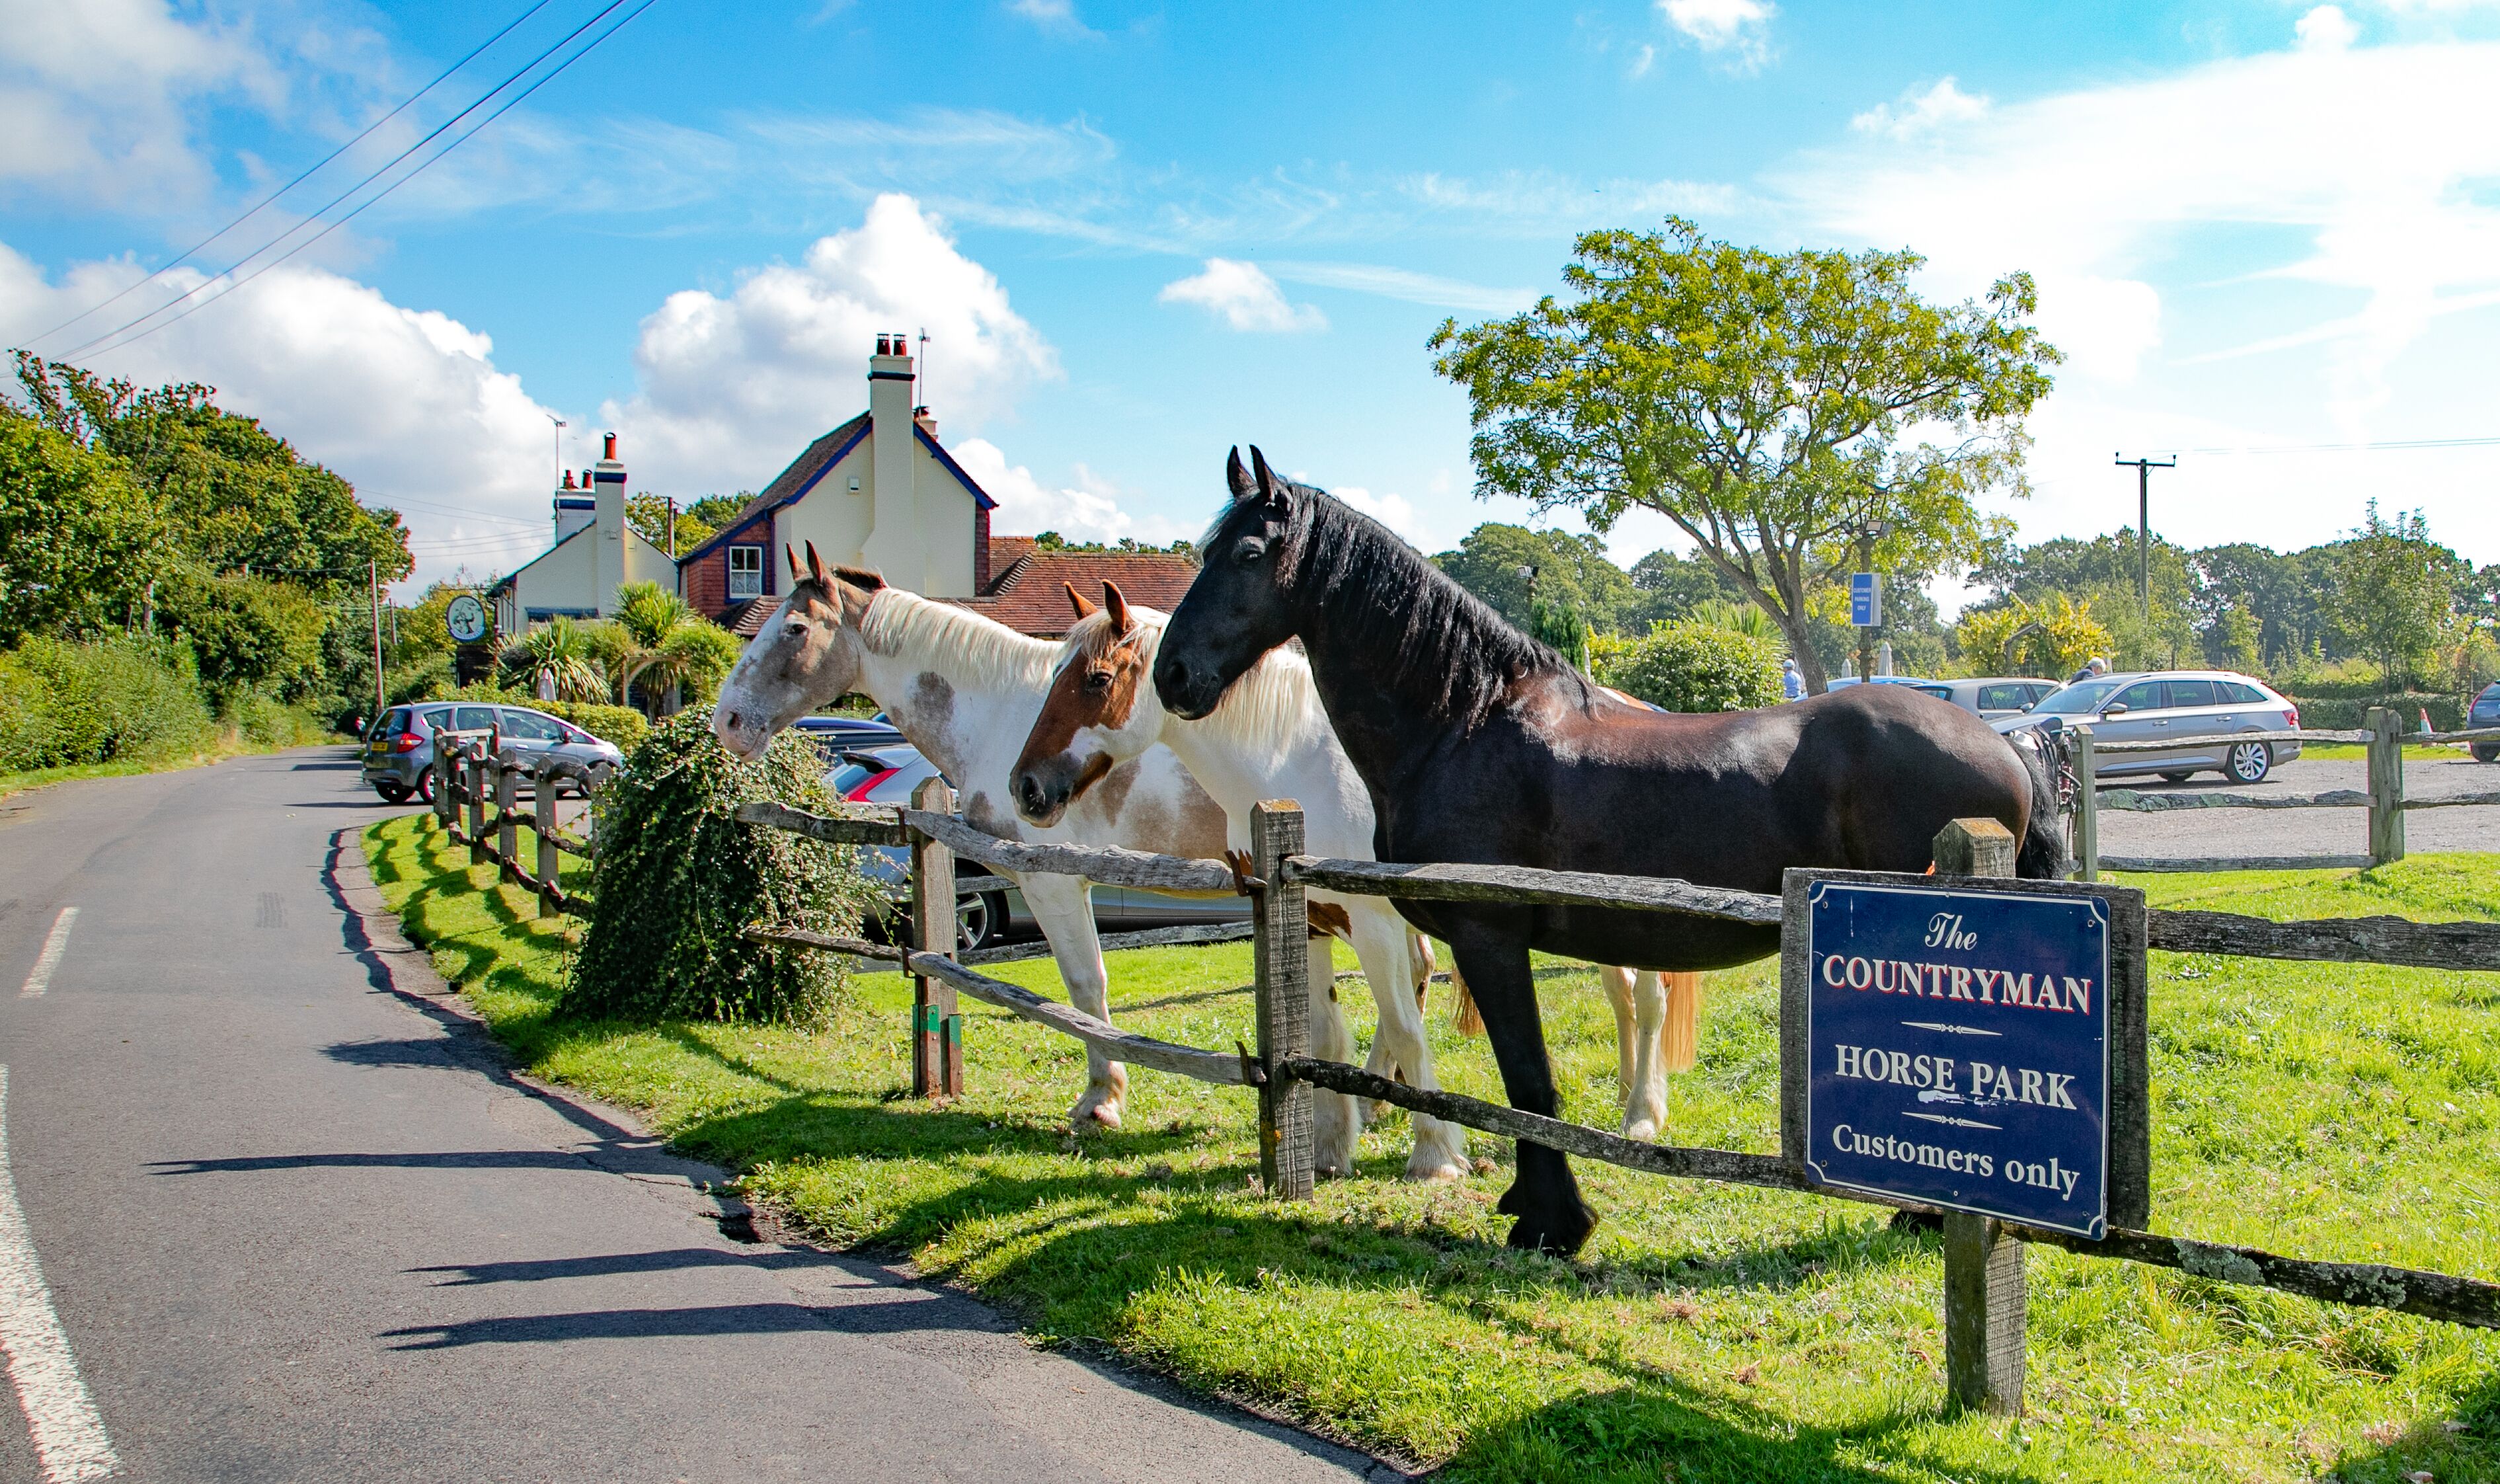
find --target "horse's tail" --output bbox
[1450,961,1485,1036]
[2008,725,2072,881]
[1660,971,1706,1074]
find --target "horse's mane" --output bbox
[1070,605,1327,743]
[853,584,1058,691]
[1246,484,1584,729]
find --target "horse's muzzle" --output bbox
[1014,765,1068,827]
[1153,654,1216,721]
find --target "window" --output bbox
[1977,683,2030,711]
[1913,685,1953,701]
[498,709,566,742]
[728,545,763,599]
[452,705,499,732]
[2222,681,2268,704]
[422,707,454,732]
[2111,682,2165,713]
[2162,678,2218,709]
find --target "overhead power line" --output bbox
[22,0,555,352]
[2152,435,2500,456]
[67,0,654,361]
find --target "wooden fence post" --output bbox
[495,754,519,884]
[466,742,489,867]
[909,775,962,1099]
[1251,800,1313,1201]
[534,761,561,919]
[432,740,455,832]
[2071,725,2099,883]
[1934,816,2026,1417]
[2366,707,2405,867]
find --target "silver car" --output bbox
[1995,670,2300,784]
[361,703,626,804]
[1917,676,2059,720]
[829,742,1248,951]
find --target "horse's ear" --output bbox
[1101,580,1132,636]
[833,565,884,592]
[1226,446,1257,502]
[1064,582,1098,619]
[1248,445,1292,512]
[804,541,829,587]
[786,543,802,580]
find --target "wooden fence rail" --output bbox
[432,735,606,918]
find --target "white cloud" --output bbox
[0,0,282,208]
[1850,77,1992,139]
[1005,0,1097,36]
[2295,5,2361,50]
[1658,0,1776,66]
[1157,258,1327,332]
[0,239,561,596]
[1263,260,1536,315]
[953,442,1187,546]
[1332,487,1424,543]
[1629,43,1657,78]
[600,193,1059,495]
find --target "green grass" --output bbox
[364,812,2500,1483]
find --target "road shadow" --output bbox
[379,1295,1000,1349]
[411,1247,838,1285]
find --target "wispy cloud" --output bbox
[1657,0,1776,70]
[1265,260,1536,315]
[1006,0,1099,38]
[1850,77,1991,140]
[1158,259,1326,332]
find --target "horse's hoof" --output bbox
[1401,1155,1467,1183]
[1071,1098,1123,1130]
[1621,1115,1660,1143]
[1504,1202,1598,1256]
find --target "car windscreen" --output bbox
[2030,678,2123,714]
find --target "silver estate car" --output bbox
[1994,670,2300,784]
[360,703,625,804]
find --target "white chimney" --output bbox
[593,431,627,615]
[860,332,921,588]
[553,467,594,541]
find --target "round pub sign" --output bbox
[446,592,490,645]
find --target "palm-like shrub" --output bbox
[565,712,877,1023]
[602,582,742,713]
[499,615,610,702]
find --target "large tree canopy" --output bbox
[1430,219,2058,692]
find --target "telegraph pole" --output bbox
[368,557,385,721]
[2113,454,2175,621]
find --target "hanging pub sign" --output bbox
[1781,873,2150,1239]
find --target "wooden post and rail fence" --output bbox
[732,767,2500,1419]
[2070,713,2500,879]
[430,729,609,919]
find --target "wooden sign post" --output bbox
[1250,801,1313,1200]
[2070,726,2099,882]
[909,775,962,1099]
[1933,819,2026,1415]
[466,742,489,867]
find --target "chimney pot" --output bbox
[563,469,575,489]
[603,432,617,461]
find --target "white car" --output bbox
[1916,676,2060,720]
[1994,670,2301,784]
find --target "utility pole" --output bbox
[2113,454,2175,622]
[368,557,385,721]
[666,496,679,559]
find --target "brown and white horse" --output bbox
[1011,582,1707,1152]
[710,548,1234,1130]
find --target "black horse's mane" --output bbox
[1267,483,1586,729]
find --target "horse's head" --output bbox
[1012,580,1169,826]
[710,542,882,760]
[1155,446,1304,721]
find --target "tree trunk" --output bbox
[1783,613,1830,694]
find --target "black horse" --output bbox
[1156,448,2066,1254]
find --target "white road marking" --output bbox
[17,910,77,1000]
[0,1066,120,1481]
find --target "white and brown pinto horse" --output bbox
[709,547,1232,1130]
[1009,582,1707,1153]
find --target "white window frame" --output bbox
[728,544,763,599]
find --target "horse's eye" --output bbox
[1085,670,1113,691]
[1235,537,1267,565]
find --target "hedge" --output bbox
[2286,692,2468,732]
[0,635,218,772]
[1589,621,1784,713]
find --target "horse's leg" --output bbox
[1445,916,1595,1254]
[1622,971,1668,1143]
[1347,901,1467,1181]
[1018,871,1126,1129]
[1597,965,1637,1105]
[1660,971,1705,1074]
[1308,939,1362,1179]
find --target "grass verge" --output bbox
[364,811,2500,1483]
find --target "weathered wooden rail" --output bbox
[2072,711,2500,879]
[738,786,2500,1419]
[432,731,607,918]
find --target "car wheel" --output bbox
[2160,771,2195,784]
[2475,744,2499,764]
[414,770,436,804]
[957,890,1005,953]
[2228,740,2272,785]
[373,780,411,804]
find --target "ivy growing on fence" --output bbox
[566,712,879,1023]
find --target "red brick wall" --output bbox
[685,551,726,616]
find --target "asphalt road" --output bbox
[2094,749,2500,862]
[0,750,1393,1484]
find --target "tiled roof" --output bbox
[724,597,775,637]
[957,547,1202,639]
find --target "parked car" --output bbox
[1994,670,2300,783]
[1917,676,2060,720]
[790,712,904,765]
[2472,682,2499,763]
[828,741,1249,951]
[360,703,627,804]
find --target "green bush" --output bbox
[565,713,877,1023]
[0,635,217,771]
[2286,693,2467,732]
[1590,620,1783,713]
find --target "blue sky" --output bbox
[5,0,2500,601]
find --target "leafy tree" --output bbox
[2329,502,2457,688]
[625,492,751,554]
[157,572,329,701]
[596,581,741,714]
[1027,530,1196,555]
[0,414,160,643]
[1969,530,2195,670]
[1433,523,1641,634]
[1431,218,2056,693]
[1953,594,2113,679]
[1626,547,1746,623]
[1590,621,1783,712]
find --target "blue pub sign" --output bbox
[1848,571,1882,627]
[1803,880,2113,1237]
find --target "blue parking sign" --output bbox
[1848,572,1881,627]
[1802,880,2112,1237]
